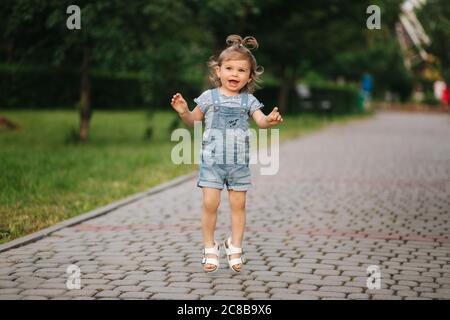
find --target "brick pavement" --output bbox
[1,111,449,300]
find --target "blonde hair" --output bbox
[208,35,264,94]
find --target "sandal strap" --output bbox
[224,238,242,255]
[228,258,243,266]
[203,241,219,255]
[202,257,219,266]
[204,247,219,255]
[225,246,242,255]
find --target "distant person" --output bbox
[170,35,283,273]
[361,73,373,109]
[442,85,449,105]
[434,81,448,105]
[433,80,445,101]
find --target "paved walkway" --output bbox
[1,111,450,300]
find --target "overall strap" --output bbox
[211,88,221,106]
[240,92,249,113]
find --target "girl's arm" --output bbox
[252,107,283,129]
[171,93,204,127]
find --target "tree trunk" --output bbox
[79,47,91,142]
[5,40,14,63]
[277,66,297,114]
[278,76,290,113]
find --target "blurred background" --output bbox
[0,0,449,243]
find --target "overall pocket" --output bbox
[201,136,216,165]
[224,114,241,129]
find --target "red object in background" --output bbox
[442,86,449,105]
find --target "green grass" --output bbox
[0,109,373,244]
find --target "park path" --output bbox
[1,111,450,300]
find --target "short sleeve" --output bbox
[193,90,212,114]
[248,94,264,116]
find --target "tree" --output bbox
[323,0,410,100]
[246,0,372,112]
[418,0,450,84]
[1,0,141,140]
[45,0,151,141]
[0,0,58,127]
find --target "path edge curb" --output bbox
[0,171,197,254]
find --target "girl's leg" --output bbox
[202,187,221,271]
[227,189,247,271]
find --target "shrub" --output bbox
[257,82,360,115]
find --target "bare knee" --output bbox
[202,188,221,213]
[229,191,246,212]
[203,197,220,213]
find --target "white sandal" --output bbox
[201,241,220,273]
[223,237,245,273]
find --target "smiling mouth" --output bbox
[228,80,239,86]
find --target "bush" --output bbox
[257,82,361,115]
[422,91,441,106]
[0,63,361,115]
[0,64,145,109]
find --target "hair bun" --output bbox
[226,34,259,51]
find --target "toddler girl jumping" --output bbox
[170,35,283,273]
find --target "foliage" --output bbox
[0,0,416,111]
[418,0,450,84]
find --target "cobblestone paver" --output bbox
[1,111,449,300]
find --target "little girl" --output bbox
[170,35,283,273]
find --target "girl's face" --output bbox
[215,59,251,95]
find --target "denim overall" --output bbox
[197,88,252,191]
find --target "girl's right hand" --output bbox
[171,93,189,115]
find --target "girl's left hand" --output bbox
[266,107,283,125]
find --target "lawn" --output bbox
[0,109,373,244]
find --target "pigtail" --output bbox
[226,34,259,51]
[242,36,259,50]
